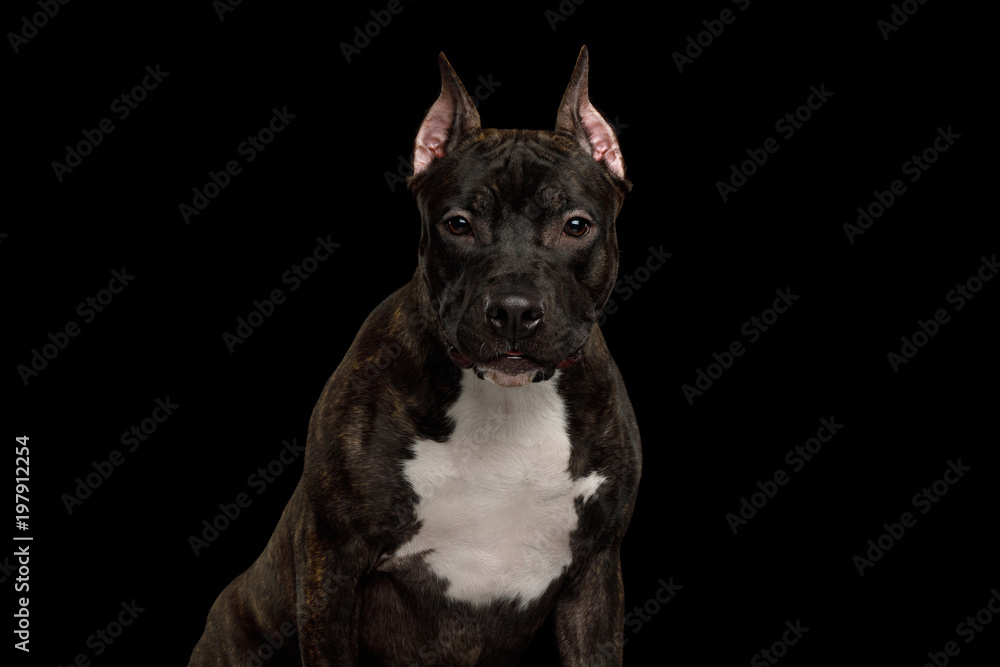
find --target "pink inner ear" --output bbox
[413,110,453,175]
[592,139,610,159]
[579,101,625,180]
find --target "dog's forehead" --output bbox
[466,183,567,219]
[444,132,596,215]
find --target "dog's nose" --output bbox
[485,293,544,339]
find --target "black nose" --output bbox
[485,293,545,339]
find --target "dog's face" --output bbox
[408,48,631,387]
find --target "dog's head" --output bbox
[407,47,630,387]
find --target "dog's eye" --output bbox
[563,217,591,238]
[445,216,472,235]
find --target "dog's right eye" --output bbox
[445,216,472,235]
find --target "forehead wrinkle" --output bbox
[470,133,597,222]
[495,160,567,220]
[535,185,567,211]
[469,188,495,218]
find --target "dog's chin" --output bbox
[480,367,538,388]
[477,356,547,387]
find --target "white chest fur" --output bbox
[394,369,605,607]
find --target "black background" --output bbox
[6,0,996,665]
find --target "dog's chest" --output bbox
[391,370,604,607]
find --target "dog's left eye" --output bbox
[563,217,591,237]
[445,216,472,235]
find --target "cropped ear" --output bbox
[412,53,482,176]
[555,46,626,180]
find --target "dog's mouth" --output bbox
[447,344,583,387]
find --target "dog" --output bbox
[189,45,640,666]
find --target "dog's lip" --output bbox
[479,346,547,370]
[448,345,476,369]
[447,341,583,372]
[555,348,582,369]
